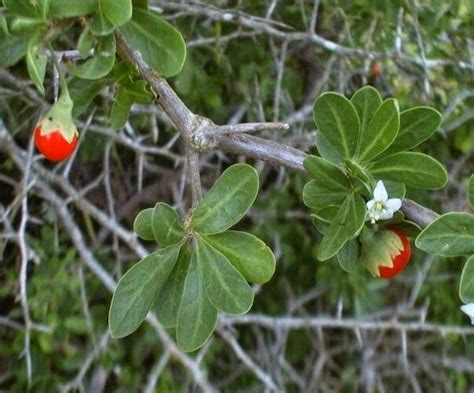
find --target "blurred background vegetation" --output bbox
[1,0,474,391]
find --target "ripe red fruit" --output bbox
[378,228,411,279]
[33,83,78,162]
[371,63,382,78]
[34,124,78,162]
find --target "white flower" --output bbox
[366,180,402,223]
[461,303,474,324]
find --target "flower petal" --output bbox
[378,209,394,220]
[373,180,388,202]
[461,303,474,324]
[386,198,402,213]
[366,199,376,210]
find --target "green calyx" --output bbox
[359,227,403,276]
[38,83,78,143]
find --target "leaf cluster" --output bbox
[109,164,276,352]
[304,86,447,271]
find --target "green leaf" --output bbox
[317,193,366,261]
[311,205,340,224]
[369,152,448,190]
[0,14,9,36]
[119,9,186,77]
[385,107,441,154]
[344,160,373,195]
[191,164,259,234]
[36,0,50,19]
[110,86,133,129]
[416,212,474,256]
[77,26,94,57]
[104,0,132,26]
[303,155,350,209]
[90,7,114,36]
[337,238,359,272]
[48,0,97,17]
[69,77,108,116]
[460,256,474,303]
[132,0,148,10]
[313,92,360,159]
[203,230,275,284]
[109,243,181,338]
[133,208,154,241]
[69,34,116,80]
[357,98,399,161]
[0,32,29,67]
[151,202,185,246]
[469,175,474,209]
[315,132,342,164]
[26,40,47,95]
[3,0,38,17]
[394,220,422,238]
[177,251,218,352]
[384,180,406,199]
[10,17,47,32]
[110,60,139,82]
[196,236,254,315]
[110,80,153,128]
[155,244,190,328]
[350,85,382,134]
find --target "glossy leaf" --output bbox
[155,244,190,328]
[384,180,406,199]
[69,78,108,116]
[369,152,448,190]
[177,251,218,352]
[119,9,186,77]
[196,236,254,315]
[385,107,441,154]
[203,230,275,284]
[344,160,373,195]
[132,0,148,10]
[350,85,382,134]
[10,17,46,32]
[110,80,153,129]
[337,238,360,272]
[357,98,399,161]
[315,132,342,164]
[77,26,94,57]
[311,205,340,224]
[460,256,474,303]
[103,0,132,26]
[151,202,185,246]
[416,212,474,256]
[191,164,259,234]
[26,41,47,95]
[313,92,360,158]
[303,156,350,209]
[317,193,366,261]
[3,0,38,17]
[109,244,181,338]
[0,32,29,67]
[90,9,115,36]
[133,208,154,241]
[48,0,97,17]
[69,34,116,80]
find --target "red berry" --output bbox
[371,63,382,77]
[378,228,411,279]
[34,124,78,162]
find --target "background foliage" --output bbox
[1,0,474,391]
